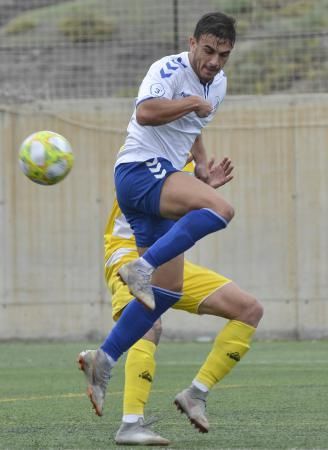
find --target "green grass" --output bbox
[0,341,328,449]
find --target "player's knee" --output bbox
[152,319,163,337]
[211,200,234,223]
[143,319,163,345]
[223,204,234,222]
[169,280,184,293]
[253,298,264,319]
[244,296,264,326]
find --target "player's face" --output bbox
[189,34,233,83]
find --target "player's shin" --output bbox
[143,208,228,268]
[174,320,254,432]
[194,320,255,389]
[100,287,181,361]
[123,339,156,421]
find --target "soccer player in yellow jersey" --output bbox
[102,158,263,445]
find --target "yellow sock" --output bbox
[195,320,256,389]
[123,338,156,415]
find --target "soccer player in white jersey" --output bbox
[78,12,263,439]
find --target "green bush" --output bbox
[211,0,254,15]
[59,11,116,43]
[4,17,36,35]
[280,0,314,17]
[227,37,322,94]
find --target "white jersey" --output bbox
[115,51,227,170]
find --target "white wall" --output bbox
[0,95,327,340]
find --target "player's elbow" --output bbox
[136,102,165,126]
[136,105,152,126]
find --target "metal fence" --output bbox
[0,0,327,102]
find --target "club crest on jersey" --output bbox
[150,83,165,97]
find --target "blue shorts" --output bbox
[114,158,179,247]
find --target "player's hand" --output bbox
[207,156,234,188]
[191,96,213,118]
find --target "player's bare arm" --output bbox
[190,135,209,183]
[136,96,212,126]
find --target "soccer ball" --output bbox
[18,130,74,185]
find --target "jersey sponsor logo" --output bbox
[146,158,167,179]
[160,57,187,79]
[150,83,165,97]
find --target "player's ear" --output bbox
[189,36,197,51]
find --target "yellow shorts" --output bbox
[105,249,231,321]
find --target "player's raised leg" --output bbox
[119,171,234,307]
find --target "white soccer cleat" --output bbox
[118,260,155,310]
[77,348,113,416]
[174,385,209,433]
[115,417,170,446]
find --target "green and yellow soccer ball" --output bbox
[18,130,74,185]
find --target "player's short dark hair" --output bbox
[193,12,236,45]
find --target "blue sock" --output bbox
[143,208,228,268]
[101,287,181,361]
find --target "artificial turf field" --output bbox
[0,341,327,449]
